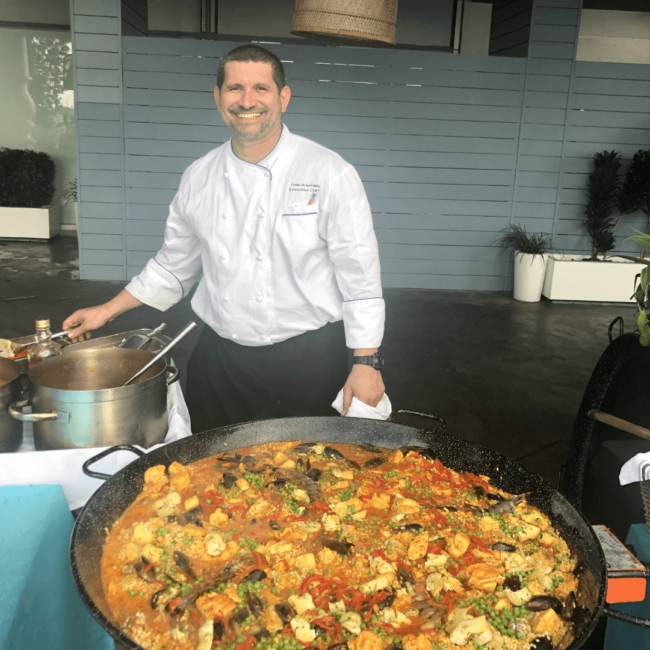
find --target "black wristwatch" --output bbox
[353,352,384,370]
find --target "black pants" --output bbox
[185,321,350,433]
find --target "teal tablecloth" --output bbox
[0,484,114,650]
[604,523,650,649]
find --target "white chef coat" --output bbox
[126,125,385,349]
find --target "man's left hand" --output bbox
[341,364,385,416]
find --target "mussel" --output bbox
[435,504,457,512]
[270,479,287,489]
[231,606,250,626]
[321,539,355,556]
[254,629,271,642]
[397,566,415,585]
[503,575,521,591]
[177,504,203,527]
[395,523,425,533]
[150,589,165,609]
[488,494,525,514]
[213,620,225,641]
[324,446,345,460]
[173,550,197,581]
[307,468,322,481]
[328,643,349,650]
[492,542,516,552]
[486,492,504,502]
[563,591,577,620]
[474,485,485,498]
[293,442,317,454]
[269,520,281,531]
[247,592,263,618]
[376,594,396,610]
[243,569,267,583]
[359,443,381,452]
[217,452,241,465]
[363,457,385,469]
[241,455,257,467]
[527,595,563,613]
[274,603,296,624]
[134,557,154,583]
[385,644,403,650]
[222,472,238,488]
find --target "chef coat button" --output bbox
[224,295,230,301]
[232,334,237,339]
[258,214,264,219]
[220,254,226,260]
[224,172,228,177]
[257,256,263,262]
[257,297,263,302]
[261,335,266,340]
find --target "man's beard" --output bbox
[223,103,281,141]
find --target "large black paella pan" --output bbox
[70,416,607,649]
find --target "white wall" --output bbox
[0,28,77,228]
[577,9,650,64]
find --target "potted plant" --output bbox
[496,224,551,302]
[0,147,59,239]
[622,229,650,345]
[542,150,648,303]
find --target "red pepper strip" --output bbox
[228,505,249,514]
[312,616,337,630]
[168,597,182,611]
[312,500,331,514]
[280,559,290,571]
[469,535,488,548]
[538,542,554,550]
[153,579,166,588]
[143,562,156,573]
[253,551,263,568]
[350,591,365,609]
[428,545,443,554]
[189,610,201,627]
[285,515,310,522]
[300,574,326,595]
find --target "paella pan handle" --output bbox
[602,605,650,627]
[82,444,146,481]
[388,409,446,434]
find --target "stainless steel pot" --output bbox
[0,357,24,452]
[8,348,179,450]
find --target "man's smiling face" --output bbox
[214,61,291,143]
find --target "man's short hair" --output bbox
[216,45,286,92]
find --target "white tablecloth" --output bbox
[0,380,192,510]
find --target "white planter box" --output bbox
[0,206,60,240]
[542,254,645,303]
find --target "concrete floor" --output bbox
[0,234,638,488]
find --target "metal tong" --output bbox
[122,321,197,387]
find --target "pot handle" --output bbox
[8,397,61,422]
[388,409,447,434]
[82,444,146,481]
[602,605,650,627]
[166,365,180,386]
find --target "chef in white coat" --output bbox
[64,44,385,432]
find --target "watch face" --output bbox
[374,353,385,370]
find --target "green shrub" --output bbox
[0,148,56,208]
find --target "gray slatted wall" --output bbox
[559,60,650,250]
[121,39,527,289]
[71,0,126,281]
[490,0,533,57]
[72,0,650,288]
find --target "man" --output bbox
[63,45,385,432]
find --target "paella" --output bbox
[101,442,581,650]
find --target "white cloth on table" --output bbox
[331,389,392,420]
[620,451,650,485]
[125,125,385,351]
[0,380,192,510]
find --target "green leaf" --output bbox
[619,255,650,266]
[626,228,650,253]
[640,325,650,347]
[638,310,647,333]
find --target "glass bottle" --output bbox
[28,319,62,369]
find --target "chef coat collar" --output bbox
[227,124,290,178]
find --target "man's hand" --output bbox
[341,364,385,416]
[63,289,143,342]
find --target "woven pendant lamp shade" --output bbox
[292,0,399,46]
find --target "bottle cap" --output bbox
[35,319,51,330]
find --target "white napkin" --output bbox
[619,452,650,485]
[0,380,192,510]
[331,389,392,420]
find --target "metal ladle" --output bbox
[122,321,197,387]
[119,322,167,349]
